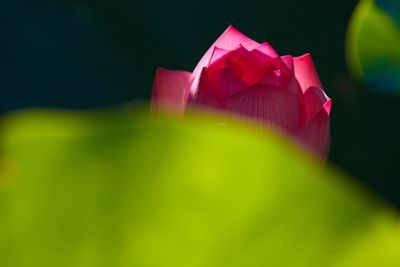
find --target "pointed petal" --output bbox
[257,56,295,90]
[251,50,292,76]
[281,55,294,72]
[224,85,301,132]
[208,64,249,100]
[226,45,266,86]
[248,54,297,94]
[191,26,260,92]
[293,53,323,93]
[259,69,283,89]
[323,99,332,114]
[151,68,192,113]
[213,25,260,51]
[208,45,267,88]
[250,48,292,76]
[278,55,302,95]
[253,42,279,58]
[302,87,332,124]
[294,107,330,159]
[208,47,229,67]
[188,68,223,110]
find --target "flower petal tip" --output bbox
[323,99,332,115]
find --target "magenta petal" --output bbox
[211,25,260,50]
[281,55,294,72]
[260,70,283,89]
[278,55,301,95]
[208,47,230,67]
[208,65,249,99]
[208,45,267,87]
[251,55,297,94]
[191,26,260,92]
[302,87,331,124]
[151,68,192,113]
[189,68,223,110]
[227,45,266,86]
[293,53,323,93]
[254,42,279,58]
[251,51,291,76]
[294,108,330,159]
[224,85,300,132]
[323,99,332,115]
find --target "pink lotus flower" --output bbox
[152,26,332,158]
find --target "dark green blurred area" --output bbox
[1,0,400,206]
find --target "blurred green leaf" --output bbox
[0,107,399,267]
[346,0,400,93]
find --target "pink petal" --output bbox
[253,42,279,58]
[250,50,291,77]
[224,85,301,132]
[251,50,292,75]
[225,45,266,86]
[323,99,332,114]
[188,68,223,110]
[191,25,260,93]
[208,45,267,87]
[294,105,331,159]
[249,55,297,94]
[151,68,192,113]
[257,57,295,90]
[213,25,260,50]
[208,47,230,67]
[281,55,294,72]
[277,55,302,95]
[207,63,250,100]
[259,69,283,89]
[293,53,323,93]
[302,87,332,124]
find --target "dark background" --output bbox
[1,0,399,206]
